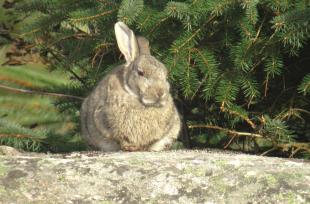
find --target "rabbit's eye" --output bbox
[137,69,144,77]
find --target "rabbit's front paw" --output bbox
[148,137,174,152]
[121,144,144,152]
[148,143,168,152]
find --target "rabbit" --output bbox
[80,21,181,152]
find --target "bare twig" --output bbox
[264,75,269,97]
[260,147,277,156]
[277,143,310,154]
[245,15,266,52]
[0,84,84,100]
[188,124,310,157]
[290,147,301,158]
[261,142,310,157]
[224,135,237,149]
[188,124,263,138]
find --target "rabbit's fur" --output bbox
[80,22,181,151]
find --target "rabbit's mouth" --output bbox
[141,98,166,108]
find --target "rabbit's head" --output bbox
[115,22,170,107]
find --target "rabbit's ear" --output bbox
[115,22,139,63]
[136,36,151,55]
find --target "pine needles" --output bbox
[2,0,309,158]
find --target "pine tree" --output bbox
[2,0,309,158]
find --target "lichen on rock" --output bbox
[0,150,309,204]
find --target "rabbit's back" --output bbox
[80,66,124,150]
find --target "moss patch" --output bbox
[0,185,6,194]
[183,166,206,177]
[264,174,279,188]
[0,162,7,177]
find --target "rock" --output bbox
[0,146,22,156]
[0,150,309,204]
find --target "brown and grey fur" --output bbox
[80,22,181,151]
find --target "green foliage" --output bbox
[272,6,310,53]
[2,0,309,158]
[263,115,295,143]
[0,118,44,151]
[0,0,19,45]
[118,0,144,25]
[238,74,260,101]
[215,80,239,106]
[264,56,283,79]
[298,74,310,95]
[0,46,85,152]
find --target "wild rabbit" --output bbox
[80,22,181,151]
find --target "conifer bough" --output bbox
[3,0,309,158]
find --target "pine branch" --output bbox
[18,28,41,37]
[95,0,116,6]
[0,133,42,141]
[262,143,310,157]
[215,80,239,106]
[12,0,310,157]
[69,9,117,22]
[171,14,216,53]
[0,84,84,100]
[48,50,86,86]
[147,16,169,35]
[91,42,114,68]
[276,108,310,121]
[188,124,263,138]
[298,74,310,95]
[118,0,144,25]
[221,106,257,129]
[190,48,211,100]
[174,28,200,53]
[47,33,92,47]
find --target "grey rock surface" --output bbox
[0,145,22,156]
[0,150,309,204]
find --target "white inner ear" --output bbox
[115,22,139,64]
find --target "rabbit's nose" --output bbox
[157,89,165,98]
